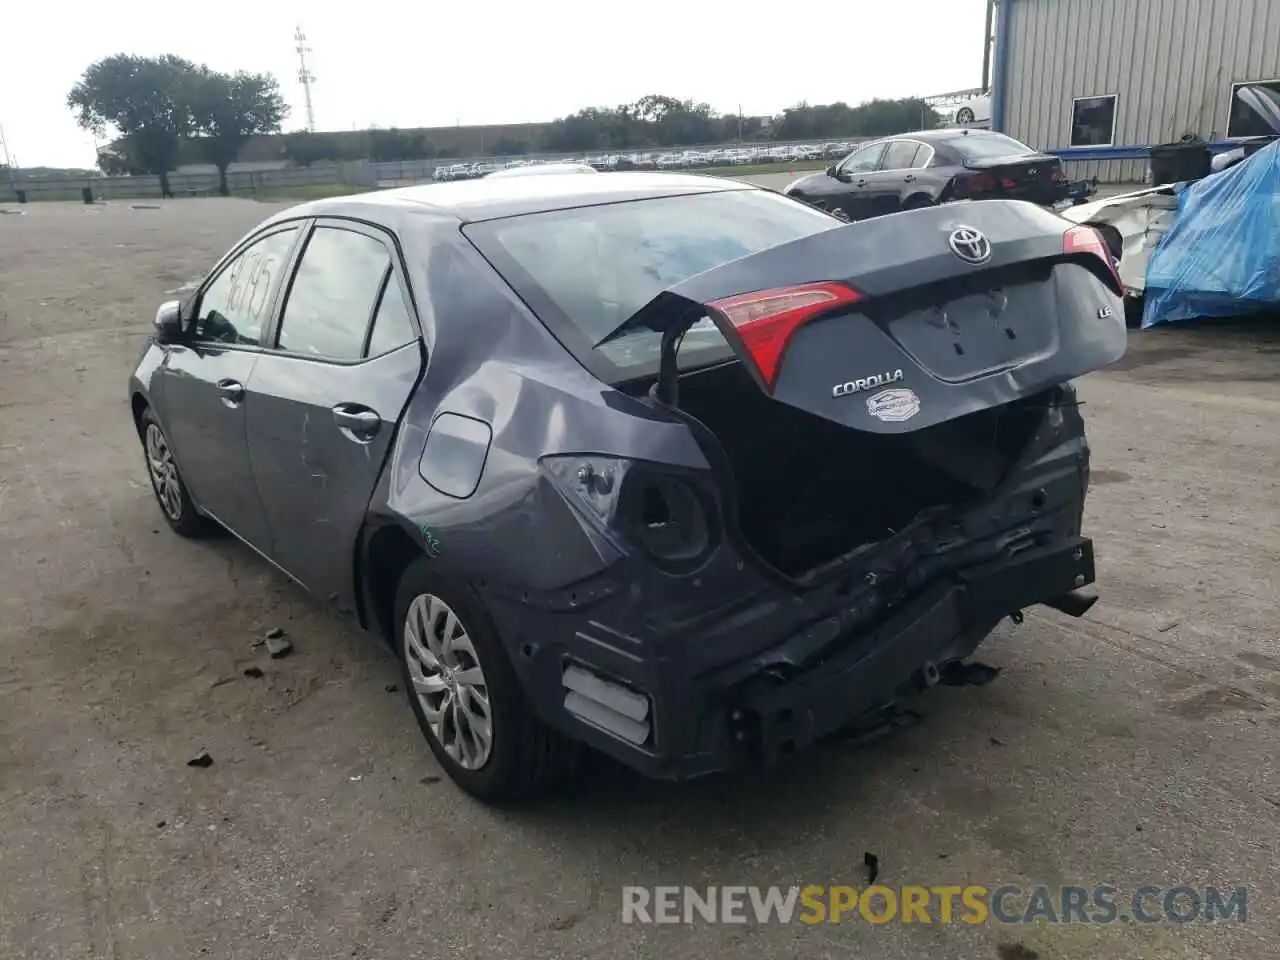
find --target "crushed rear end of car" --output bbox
[467,196,1125,780]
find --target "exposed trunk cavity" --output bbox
[673,362,1052,579]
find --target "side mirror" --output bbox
[153,300,183,344]
[825,164,837,177]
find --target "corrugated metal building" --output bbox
[992,0,1280,182]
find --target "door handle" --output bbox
[332,404,381,440]
[855,179,868,187]
[216,379,244,407]
[903,174,917,183]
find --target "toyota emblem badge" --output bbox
[948,225,992,265]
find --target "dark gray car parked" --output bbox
[130,173,1126,802]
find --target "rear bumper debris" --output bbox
[495,534,1096,780]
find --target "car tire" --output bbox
[902,195,935,211]
[394,558,573,803]
[956,107,975,124]
[138,407,211,538]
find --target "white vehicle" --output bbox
[1060,85,1280,308]
[952,93,991,126]
[485,162,597,178]
[1060,185,1177,301]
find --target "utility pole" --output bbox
[294,25,317,133]
[982,0,996,92]
[0,122,13,169]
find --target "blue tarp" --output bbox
[1142,139,1280,328]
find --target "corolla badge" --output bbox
[832,368,904,398]
[866,388,922,423]
[948,225,992,264]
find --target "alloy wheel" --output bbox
[144,423,183,521]
[403,593,494,769]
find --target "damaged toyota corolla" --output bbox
[129,173,1126,802]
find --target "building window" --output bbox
[1228,80,1280,138]
[1070,95,1117,147]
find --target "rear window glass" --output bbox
[945,132,1037,160]
[463,189,837,377]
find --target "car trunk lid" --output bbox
[604,199,1125,435]
[957,153,1065,203]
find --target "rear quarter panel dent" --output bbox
[378,223,708,593]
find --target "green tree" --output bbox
[67,54,199,198]
[540,108,610,152]
[488,136,531,157]
[634,95,718,145]
[284,131,347,166]
[191,69,287,196]
[369,128,435,161]
[846,98,939,136]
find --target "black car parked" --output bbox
[784,129,1069,221]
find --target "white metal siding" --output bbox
[1003,0,1280,181]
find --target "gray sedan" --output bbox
[130,173,1125,802]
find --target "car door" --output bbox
[155,223,304,550]
[244,219,424,609]
[864,140,926,218]
[825,141,887,221]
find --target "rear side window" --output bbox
[944,132,1037,161]
[464,189,838,379]
[366,274,417,357]
[277,226,391,360]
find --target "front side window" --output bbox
[840,142,886,174]
[1070,95,1118,147]
[276,227,391,360]
[193,227,300,345]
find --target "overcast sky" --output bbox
[3,0,990,168]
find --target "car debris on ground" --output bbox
[265,630,293,659]
[186,750,214,768]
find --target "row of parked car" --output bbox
[431,142,860,181]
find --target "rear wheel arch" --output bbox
[362,521,426,646]
[392,555,574,802]
[902,193,935,210]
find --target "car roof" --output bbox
[486,163,597,179]
[298,171,750,224]
[869,128,1013,144]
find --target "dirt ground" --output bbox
[1,199,1277,960]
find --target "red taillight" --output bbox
[964,171,998,195]
[1063,225,1123,293]
[1051,166,1067,183]
[706,281,864,389]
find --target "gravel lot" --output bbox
[1,197,1277,960]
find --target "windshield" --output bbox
[945,132,1037,160]
[464,189,838,378]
